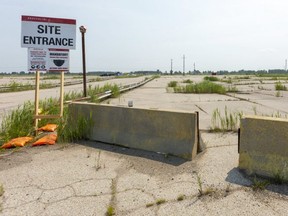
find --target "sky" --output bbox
[1,0,288,73]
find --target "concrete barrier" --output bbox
[239,115,288,181]
[68,102,199,160]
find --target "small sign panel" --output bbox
[21,15,76,49]
[48,49,69,72]
[28,48,48,71]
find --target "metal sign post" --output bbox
[79,25,87,97]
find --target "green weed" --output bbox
[183,79,193,84]
[204,76,219,81]
[155,199,166,205]
[211,106,243,132]
[275,82,287,91]
[273,171,285,184]
[106,206,115,216]
[167,81,178,87]
[177,194,185,201]
[251,177,269,191]
[0,101,35,143]
[275,91,281,97]
[0,184,4,197]
[174,81,226,94]
[146,203,154,208]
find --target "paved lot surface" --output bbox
[0,75,288,215]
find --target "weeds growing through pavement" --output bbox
[204,76,220,82]
[275,82,287,91]
[0,184,4,197]
[146,203,154,207]
[167,81,178,87]
[273,171,285,184]
[211,106,243,132]
[155,199,166,205]
[197,173,215,197]
[183,79,193,84]
[251,177,269,191]
[177,194,185,201]
[106,206,115,216]
[174,81,227,94]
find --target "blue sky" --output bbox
[1,0,288,73]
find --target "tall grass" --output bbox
[0,101,35,142]
[275,82,287,91]
[57,110,93,143]
[174,81,226,94]
[211,106,243,132]
[183,79,193,84]
[0,81,54,93]
[0,83,121,145]
[167,81,178,87]
[204,76,219,82]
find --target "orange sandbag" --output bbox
[32,134,57,146]
[38,124,58,132]
[1,137,33,149]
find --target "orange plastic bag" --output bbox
[38,124,58,132]
[32,134,57,146]
[1,137,33,149]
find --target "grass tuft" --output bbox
[174,81,226,94]
[167,81,178,87]
[275,82,287,91]
[211,106,243,132]
[155,199,166,205]
[106,206,115,216]
[251,177,269,191]
[204,76,219,82]
[177,194,185,201]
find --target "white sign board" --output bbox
[48,49,69,72]
[28,48,48,71]
[21,15,76,49]
[28,48,69,72]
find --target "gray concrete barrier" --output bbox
[68,102,199,160]
[239,115,288,181]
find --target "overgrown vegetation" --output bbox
[275,82,287,91]
[204,76,219,82]
[0,81,55,93]
[0,83,121,145]
[167,81,178,87]
[174,81,227,94]
[183,79,193,84]
[211,106,243,132]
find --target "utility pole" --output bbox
[170,59,173,75]
[193,62,196,72]
[285,59,287,72]
[183,55,185,76]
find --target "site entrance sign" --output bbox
[21,15,76,49]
